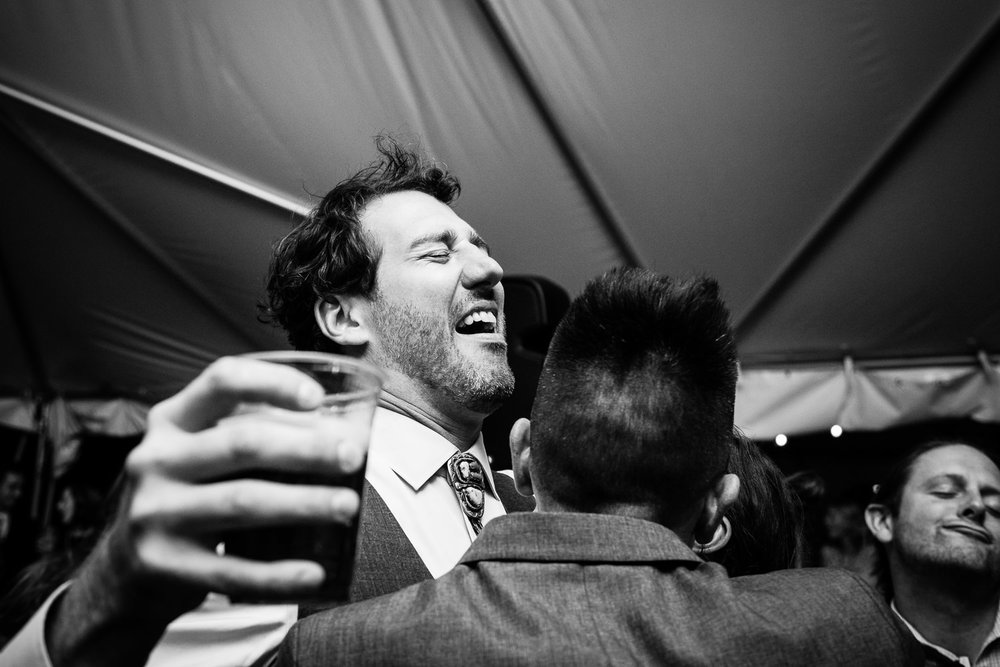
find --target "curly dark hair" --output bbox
[260,134,461,352]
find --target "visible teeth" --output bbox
[461,310,496,327]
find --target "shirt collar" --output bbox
[461,512,703,565]
[890,599,1000,666]
[368,406,498,496]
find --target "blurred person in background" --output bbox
[820,497,878,588]
[699,431,803,576]
[786,469,827,567]
[0,479,110,647]
[0,468,28,590]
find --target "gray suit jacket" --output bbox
[279,512,923,666]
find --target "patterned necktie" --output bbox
[445,452,486,535]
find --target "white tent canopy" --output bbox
[1,1,999,444]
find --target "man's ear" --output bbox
[865,503,894,545]
[314,296,370,347]
[694,473,740,545]
[508,418,534,498]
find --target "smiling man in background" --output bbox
[866,440,1000,666]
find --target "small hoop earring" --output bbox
[693,516,732,555]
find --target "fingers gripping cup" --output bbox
[222,351,384,603]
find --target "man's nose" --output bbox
[462,248,503,290]
[960,492,987,522]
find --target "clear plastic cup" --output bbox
[222,351,384,603]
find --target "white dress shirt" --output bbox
[892,599,1000,667]
[367,406,506,578]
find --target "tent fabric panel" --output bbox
[0,2,998,433]
[735,14,1000,364]
[4,362,998,442]
[735,362,1000,439]
[0,95,292,398]
[0,396,149,440]
[486,1,1000,309]
[0,1,622,295]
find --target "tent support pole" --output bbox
[0,81,310,216]
[475,0,644,267]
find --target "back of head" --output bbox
[261,134,461,353]
[529,267,738,524]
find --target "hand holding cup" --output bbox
[101,353,381,610]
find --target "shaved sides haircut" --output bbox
[530,267,738,521]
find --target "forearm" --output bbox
[46,532,204,667]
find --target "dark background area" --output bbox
[762,417,1000,505]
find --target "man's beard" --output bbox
[368,294,515,415]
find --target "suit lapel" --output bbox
[350,481,431,600]
[298,471,535,619]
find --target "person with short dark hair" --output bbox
[865,440,1000,665]
[278,268,921,666]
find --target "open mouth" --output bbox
[455,309,498,335]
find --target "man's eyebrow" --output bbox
[926,473,966,488]
[408,230,491,256]
[409,230,458,250]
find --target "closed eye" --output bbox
[422,250,452,261]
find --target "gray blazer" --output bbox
[280,512,923,666]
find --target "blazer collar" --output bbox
[459,512,701,565]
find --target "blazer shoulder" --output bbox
[732,568,922,666]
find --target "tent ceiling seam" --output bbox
[733,6,1000,340]
[475,0,644,268]
[0,109,264,350]
[0,80,310,217]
